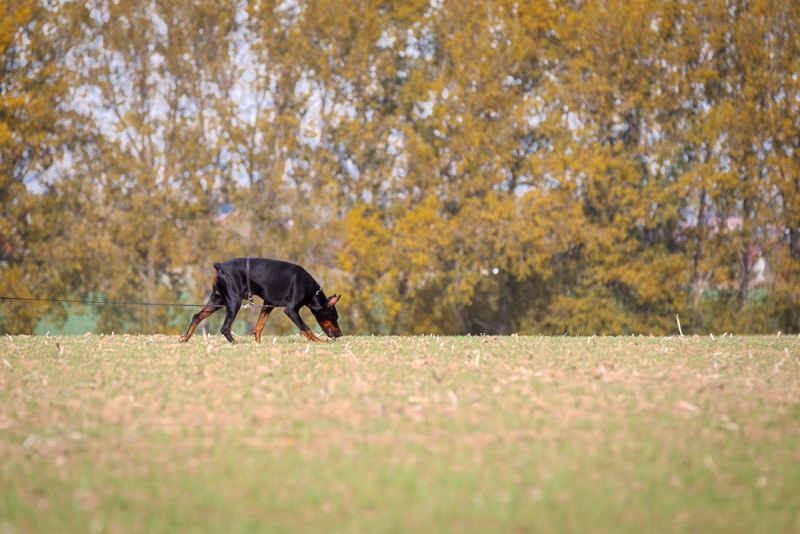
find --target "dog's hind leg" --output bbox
[252,306,274,343]
[220,298,241,343]
[179,293,222,343]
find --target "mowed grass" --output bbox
[1,334,799,533]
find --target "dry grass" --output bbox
[1,334,799,532]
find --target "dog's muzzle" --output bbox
[321,321,342,338]
[325,328,342,339]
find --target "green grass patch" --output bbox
[1,334,799,532]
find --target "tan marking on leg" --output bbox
[303,330,322,342]
[252,306,273,343]
[179,306,215,343]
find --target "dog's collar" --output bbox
[314,288,323,296]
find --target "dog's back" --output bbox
[213,257,318,307]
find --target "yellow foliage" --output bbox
[2,0,798,335]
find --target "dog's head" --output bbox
[312,293,342,338]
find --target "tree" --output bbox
[0,1,89,333]
[69,0,240,333]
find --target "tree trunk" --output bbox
[737,247,751,312]
[690,190,707,310]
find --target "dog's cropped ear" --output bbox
[327,294,341,307]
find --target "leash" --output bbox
[2,256,262,312]
[0,295,223,309]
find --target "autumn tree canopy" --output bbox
[1,0,798,335]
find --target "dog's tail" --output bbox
[211,263,222,291]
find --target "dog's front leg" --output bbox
[284,306,322,342]
[302,330,322,342]
[252,306,274,343]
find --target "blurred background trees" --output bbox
[1,0,798,335]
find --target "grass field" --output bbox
[1,334,799,533]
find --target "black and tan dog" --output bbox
[179,258,342,343]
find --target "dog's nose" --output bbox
[328,328,342,338]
